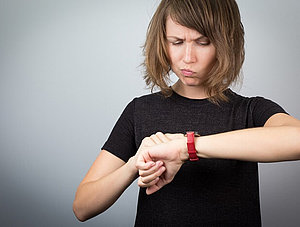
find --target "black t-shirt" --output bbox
[102,89,286,226]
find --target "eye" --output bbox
[168,39,183,46]
[169,40,183,46]
[196,39,210,46]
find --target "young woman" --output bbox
[73,0,300,226]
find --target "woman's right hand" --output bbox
[134,133,167,186]
[136,132,186,195]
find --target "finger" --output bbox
[141,137,156,147]
[150,134,163,144]
[146,184,161,195]
[165,133,184,140]
[155,132,170,143]
[139,166,166,185]
[136,159,155,171]
[146,176,169,195]
[139,166,166,184]
[141,149,154,162]
[139,161,163,177]
[136,151,155,170]
[138,176,160,188]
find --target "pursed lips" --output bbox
[181,69,194,76]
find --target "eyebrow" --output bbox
[166,35,207,41]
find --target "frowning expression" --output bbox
[166,17,217,87]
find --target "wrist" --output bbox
[179,137,189,162]
[194,136,201,158]
[194,136,209,159]
[126,156,139,178]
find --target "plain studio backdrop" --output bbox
[0,0,299,226]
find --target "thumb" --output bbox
[136,150,155,171]
[146,178,165,195]
[143,149,153,162]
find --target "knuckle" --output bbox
[154,171,160,178]
[142,137,152,146]
[142,177,150,183]
[142,137,150,143]
[139,172,146,177]
[138,182,146,188]
[139,177,145,184]
[138,178,143,186]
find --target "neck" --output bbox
[172,81,208,99]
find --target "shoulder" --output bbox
[227,90,287,126]
[226,90,280,108]
[134,91,166,102]
[120,92,163,109]
[132,91,169,107]
[120,92,169,116]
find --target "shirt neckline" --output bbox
[169,88,235,106]
[170,89,211,105]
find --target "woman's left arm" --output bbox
[137,113,300,194]
[195,113,300,162]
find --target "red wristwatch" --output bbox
[186,131,200,161]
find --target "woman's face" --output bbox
[166,17,216,88]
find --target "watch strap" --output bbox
[186,131,200,161]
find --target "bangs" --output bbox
[167,0,211,38]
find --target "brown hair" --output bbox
[142,0,244,103]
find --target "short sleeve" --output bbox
[251,97,288,127]
[101,99,137,162]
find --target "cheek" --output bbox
[200,48,216,66]
[168,50,175,64]
[168,47,181,64]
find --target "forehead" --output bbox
[165,16,203,38]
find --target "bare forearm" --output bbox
[73,157,137,221]
[135,126,300,194]
[195,126,300,162]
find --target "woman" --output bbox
[73,0,300,226]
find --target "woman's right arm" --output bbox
[72,150,138,222]
[73,135,164,222]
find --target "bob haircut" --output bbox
[143,0,245,104]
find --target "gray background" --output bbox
[0,0,299,226]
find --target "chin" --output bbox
[180,77,203,87]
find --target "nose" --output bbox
[183,44,196,64]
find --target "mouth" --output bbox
[181,69,194,76]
